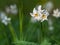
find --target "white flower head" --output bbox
[5,4,18,15]
[10,4,18,14]
[0,12,11,25]
[30,8,41,21]
[40,10,49,22]
[53,9,60,18]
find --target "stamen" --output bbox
[34,14,38,17]
[42,14,46,19]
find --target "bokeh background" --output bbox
[0,0,60,45]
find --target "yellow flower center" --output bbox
[42,14,46,19]
[34,14,38,17]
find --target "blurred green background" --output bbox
[0,0,60,45]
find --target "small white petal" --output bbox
[38,5,42,11]
[30,13,34,17]
[33,8,37,14]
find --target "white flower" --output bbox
[5,4,18,15]
[0,12,11,25]
[2,17,11,25]
[44,1,53,12]
[10,4,18,14]
[53,9,60,18]
[30,8,41,21]
[40,10,49,22]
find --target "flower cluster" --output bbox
[30,5,49,22]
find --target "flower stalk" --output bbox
[19,0,23,40]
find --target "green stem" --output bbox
[19,0,23,40]
[8,23,18,42]
[40,22,44,43]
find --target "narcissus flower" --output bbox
[53,9,60,18]
[30,8,41,21]
[40,10,49,22]
[30,5,49,22]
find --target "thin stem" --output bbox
[8,23,18,42]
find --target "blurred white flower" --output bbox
[44,1,53,12]
[10,4,18,14]
[5,4,18,15]
[2,17,11,25]
[30,5,49,22]
[53,9,60,18]
[49,26,54,31]
[0,12,11,25]
[40,10,49,22]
